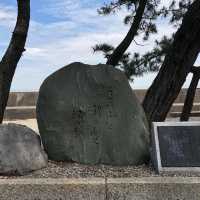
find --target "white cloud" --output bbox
[0,3,16,28]
[25,47,47,57]
[0,0,198,91]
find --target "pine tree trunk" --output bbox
[0,0,30,123]
[142,0,200,123]
[180,67,200,121]
[107,0,147,66]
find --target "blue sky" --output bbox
[0,0,199,91]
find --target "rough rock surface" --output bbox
[37,62,150,166]
[0,123,48,175]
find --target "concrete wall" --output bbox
[4,89,200,120]
[7,92,38,107]
[7,89,200,106]
[134,88,200,103]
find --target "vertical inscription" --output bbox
[72,108,85,137]
[104,87,114,134]
[71,86,115,142]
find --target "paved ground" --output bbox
[1,177,200,200]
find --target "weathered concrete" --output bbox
[107,177,200,200]
[0,177,200,200]
[7,89,200,107]
[134,88,200,104]
[7,92,38,107]
[4,106,36,120]
[0,178,105,200]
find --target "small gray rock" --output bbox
[37,62,150,166]
[0,123,48,175]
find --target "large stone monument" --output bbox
[37,62,150,166]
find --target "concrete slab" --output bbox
[107,177,200,200]
[0,178,106,200]
[1,177,200,200]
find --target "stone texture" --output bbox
[0,123,48,175]
[37,62,150,166]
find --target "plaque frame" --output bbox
[152,121,200,173]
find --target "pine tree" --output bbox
[93,0,192,80]
[94,0,199,123]
[143,0,200,122]
[93,0,162,78]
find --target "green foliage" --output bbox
[93,43,130,65]
[159,0,192,26]
[93,36,173,80]
[93,0,192,80]
[98,0,140,15]
[98,0,161,40]
[124,36,173,79]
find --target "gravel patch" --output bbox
[0,161,154,179]
[1,161,200,179]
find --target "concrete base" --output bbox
[0,178,105,200]
[1,177,200,200]
[107,177,200,200]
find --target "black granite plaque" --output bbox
[152,123,200,173]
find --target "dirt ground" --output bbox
[3,119,39,133]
